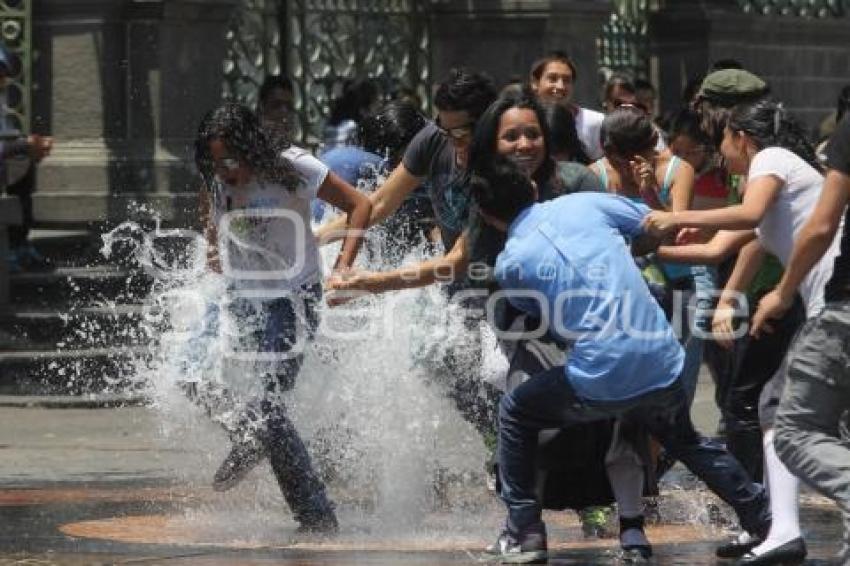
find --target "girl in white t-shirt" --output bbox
[191,103,371,533]
[644,99,840,564]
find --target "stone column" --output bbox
[32,0,238,226]
[429,0,613,111]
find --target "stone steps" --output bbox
[3,229,157,397]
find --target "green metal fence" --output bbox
[0,0,31,133]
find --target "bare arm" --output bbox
[326,232,469,304]
[316,163,421,244]
[316,171,372,271]
[657,230,755,264]
[711,238,765,348]
[644,175,782,233]
[197,186,221,273]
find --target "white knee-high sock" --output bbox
[607,461,649,548]
[751,429,801,555]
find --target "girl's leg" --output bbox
[749,428,801,556]
[605,423,651,557]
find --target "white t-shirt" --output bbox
[575,106,604,161]
[748,146,842,316]
[213,146,328,290]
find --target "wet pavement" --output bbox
[0,373,846,565]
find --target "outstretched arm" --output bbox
[316,172,372,272]
[644,175,781,234]
[316,163,421,244]
[325,232,469,306]
[656,229,755,264]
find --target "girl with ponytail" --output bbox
[642,98,843,564]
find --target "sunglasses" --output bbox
[435,117,476,140]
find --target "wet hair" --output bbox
[433,68,498,121]
[837,85,850,123]
[258,75,293,107]
[602,73,637,108]
[328,78,380,126]
[529,51,578,84]
[728,98,819,170]
[667,107,712,148]
[194,102,299,190]
[541,102,591,164]
[470,155,536,224]
[634,78,655,95]
[468,88,555,187]
[359,99,427,168]
[600,105,658,157]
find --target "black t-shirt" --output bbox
[402,122,470,250]
[824,116,850,302]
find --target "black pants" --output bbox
[5,162,35,248]
[711,296,806,481]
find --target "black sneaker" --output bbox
[485,524,547,564]
[212,439,266,492]
[619,515,652,560]
[295,512,339,537]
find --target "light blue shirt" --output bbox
[494,192,684,403]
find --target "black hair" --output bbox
[194,102,299,190]
[258,75,293,106]
[667,107,712,147]
[728,98,819,170]
[433,68,498,121]
[328,78,380,126]
[541,102,591,164]
[359,99,427,168]
[468,88,555,187]
[634,78,655,94]
[529,51,578,83]
[600,105,658,157]
[602,73,637,106]
[710,58,744,72]
[470,155,536,224]
[837,85,850,123]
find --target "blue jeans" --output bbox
[498,367,769,536]
[182,283,334,524]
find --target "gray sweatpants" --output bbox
[774,301,850,559]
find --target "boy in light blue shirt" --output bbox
[475,158,769,564]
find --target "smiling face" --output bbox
[208,138,253,188]
[719,127,751,176]
[532,61,574,103]
[496,107,546,178]
[669,133,710,172]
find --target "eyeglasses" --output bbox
[435,117,476,140]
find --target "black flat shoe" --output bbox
[716,535,761,558]
[737,537,807,565]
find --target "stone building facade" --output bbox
[14,0,850,226]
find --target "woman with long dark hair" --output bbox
[191,102,371,533]
[645,98,843,565]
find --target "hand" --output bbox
[711,304,738,350]
[630,155,663,209]
[642,210,678,236]
[324,269,375,307]
[675,227,706,246]
[750,289,791,338]
[27,135,53,162]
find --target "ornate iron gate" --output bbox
[0,0,31,133]
[224,0,431,147]
[737,0,846,17]
[597,0,650,81]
